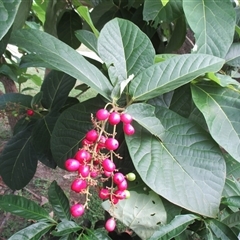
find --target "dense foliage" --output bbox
[1,0,240,239]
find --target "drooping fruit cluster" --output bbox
[64,106,136,232]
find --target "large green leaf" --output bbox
[191,82,240,163]
[52,221,81,236]
[48,181,71,221]
[98,18,155,85]
[0,0,21,40]
[125,104,226,217]
[0,195,54,222]
[225,43,240,67]
[129,54,224,102]
[9,29,113,100]
[51,96,105,168]
[0,126,38,190]
[148,214,200,240]
[8,222,54,240]
[102,191,167,240]
[183,0,235,58]
[75,30,98,53]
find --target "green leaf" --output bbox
[102,191,167,240]
[40,71,76,112]
[51,96,105,168]
[0,195,53,222]
[75,30,98,53]
[32,0,48,24]
[225,43,240,67]
[206,219,238,240]
[183,0,235,58]
[225,153,240,178]
[8,222,54,240]
[9,29,113,100]
[31,91,43,109]
[191,82,240,163]
[154,54,177,63]
[221,196,240,208]
[98,18,155,85]
[223,177,240,197]
[125,106,226,217]
[48,181,71,221]
[0,0,21,40]
[148,214,200,240]
[0,64,18,82]
[129,54,224,102]
[161,0,169,6]
[52,220,81,236]
[222,211,240,228]
[82,228,112,240]
[0,126,38,190]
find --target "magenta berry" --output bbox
[26,109,34,116]
[99,188,110,200]
[104,170,112,177]
[105,218,116,232]
[113,172,125,185]
[108,112,121,125]
[105,138,119,151]
[75,149,91,163]
[96,109,110,121]
[65,159,80,172]
[120,113,132,124]
[82,138,92,146]
[110,195,119,205]
[85,129,98,142]
[71,178,87,193]
[123,123,135,135]
[102,159,116,172]
[114,190,127,200]
[78,165,90,178]
[90,169,99,178]
[70,204,85,218]
[117,179,128,191]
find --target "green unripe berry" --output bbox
[126,173,136,181]
[125,190,131,199]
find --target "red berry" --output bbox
[113,172,125,185]
[117,179,128,191]
[120,113,132,124]
[70,204,84,217]
[105,138,119,151]
[105,218,116,232]
[65,159,80,172]
[71,178,87,193]
[96,109,109,121]
[99,188,110,200]
[108,112,121,125]
[123,124,135,135]
[26,109,34,116]
[78,165,90,178]
[75,149,91,163]
[90,169,99,178]
[102,159,116,172]
[110,195,119,205]
[114,190,127,200]
[85,129,98,142]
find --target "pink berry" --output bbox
[75,149,91,163]
[120,113,132,124]
[105,138,119,151]
[104,170,112,177]
[114,190,127,200]
[117,179,128,191]
[71,178,87,193]
[123,124,135,135]
[65,159,80,172]
[70,204,84,217]
[85,129,98,142]
[78,165,90,178]
[113,172,125,185]
[102,159,116,172]
[108,112,121,125]
[99,188,110,200]
[96,109,109,121]
[26,109,34,116]
[90,169,99,178]
[97,135,106,149]
[105,218,116,232]
[82,138,92,146]
[110,195,119,205]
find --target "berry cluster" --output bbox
[64,106,136,232]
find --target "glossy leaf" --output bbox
[129,54,224,102]
[98,18,155,85]
[225,43,240,67]
[75,30,98,53]
[48,181,71,221]
[0,0,21,40]
[102,191,167,239]
[0,195,53,222]
[183,0,235,58]
[221,196,240,208]
[40,71,76,112]
[31,0,48,24]
[82,229,112,240]
[125,106,226,217]
[8,222,54,240]
[149,214,200,240]
[9,29,113,100]
[0,127,38,190]
[52,220,81,236]
[191,82,240,162]
[207,219,238,240]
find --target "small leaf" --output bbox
[222,211,240,228]
[225,43,240,67]
[75,30,98,53]
[0,195,54,222]
[129,54,224,102]
[149,214,200,240]
[161,0,169,6]
[82,228,112,240]
[225,153,240,178]
[8,222,54,240]
[52,221,81,236]
[48,181,71,221]
[221,196,240,208]
[223,177,240,197]
[31,91,43,108]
